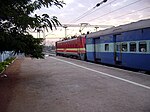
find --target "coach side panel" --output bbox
[117,28,150,71]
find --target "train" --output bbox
[55,19,150,72]
[55,35,86,60]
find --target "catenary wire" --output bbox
[70,8,94,23]
[111,7,150,19]
[71,0,118,23]
[70,0,114,23]
[98,6,150,24]
[88,0,142,22]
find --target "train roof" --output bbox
[86,19,150,38]
[56,35,85,43]
[57,37,77,43]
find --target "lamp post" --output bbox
[63,25,68,38]
[43,32,55,46]
[37,28,43,38]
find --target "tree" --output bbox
[0,0,65,58]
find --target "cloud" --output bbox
[59,13,67,17]
[111,2,122,7]
[32,0,150,38]
[111,0,127,7]
[78,3,85,8]
[62,0,74,4]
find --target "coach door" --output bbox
[114,34,122,65]
[94,38,100,62]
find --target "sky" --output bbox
[31,0,150,45]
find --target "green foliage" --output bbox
[0,32,45,58]
[5,57,15,63]
[0,57,15,73]
[0,66,3,72]
[0,0,65,58]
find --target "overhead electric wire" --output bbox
[98,6,150,24]
[70,8,94,23]
[88,0,142,22]
[86,0,118,18]
[71,0,119,23]
[70,0,109,23]
[111,6,150,20]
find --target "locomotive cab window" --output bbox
[122,43,127,52]
[105,44,109,51]
[139,41,147,52]
[130,42,136,52]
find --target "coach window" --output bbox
[139,41,147,52]
[122,43,127,52]
[130,42,136,52]
[105,44,109,51]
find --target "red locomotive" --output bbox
[55,35,86,60]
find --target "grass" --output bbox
[0,57,16,73]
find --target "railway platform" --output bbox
[0,56,150,112]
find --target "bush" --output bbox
[5,57,15,63]
[0,66,4,72]
[0,57,15,73]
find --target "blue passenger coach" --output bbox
[86,19,150,71]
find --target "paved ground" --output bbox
[0,59,23,112]
[0,56,150,112]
